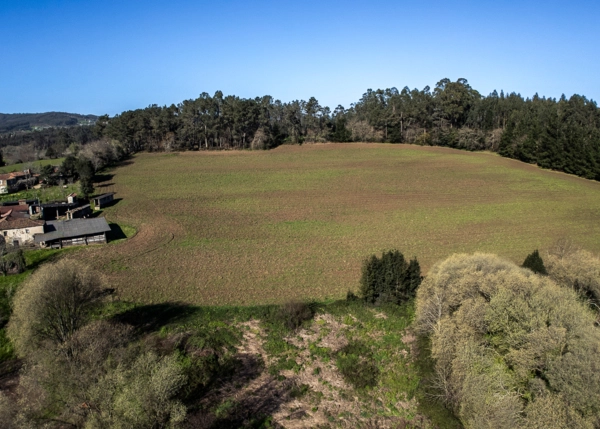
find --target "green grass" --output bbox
[75,144,600,306]
[0,182,79,204]
[98,298,459,427]
[0,158,64,174]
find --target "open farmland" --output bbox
[79,143,600,305]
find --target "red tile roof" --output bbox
[0,215,44,230]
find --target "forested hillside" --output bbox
[0,112,97,133]
[0,113,97,162]
[93,78,600,181]
[4,79,600,181]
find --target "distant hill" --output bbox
[0,112,98,134]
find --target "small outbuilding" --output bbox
[29,201,80,220]
[34,217,112,248]
[66,204,91,220]
[92,192,115,210]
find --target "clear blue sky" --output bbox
[2,0,599,116]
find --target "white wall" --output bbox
[2,225,45,244]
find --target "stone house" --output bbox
[0,170,37,194]
[0,212,45,245]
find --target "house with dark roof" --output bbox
[0,200,32,219]
[34,217,112,248]
[0,212,45,245]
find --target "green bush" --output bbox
[278,300,314,330]
[359,250,422,304]
[335,341,379,389]
[522,249,547,275]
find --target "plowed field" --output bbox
[77,144,600,305]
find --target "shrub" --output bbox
[0,249,26,276]
[359,250,422,304]
[15,320,188,428]
[86,351,187,429]
[415,253,600,428]
[522,249,547,275]
[278,300,314,330]
[335,341,379,389]
[546,248,600,305]
[346,290,359,301]
[7,259,105,356]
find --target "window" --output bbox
[2,231,6,236]
[26,229,29,233]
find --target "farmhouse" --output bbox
[0,199,33,219]
[0,212,45,245]
[34,217,112,248]
[0,170,37,194]
[92,192,115,209]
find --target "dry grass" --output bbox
[205,309,430,428]
[72,143,600,305]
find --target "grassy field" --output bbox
[76,143,600,306]
[0,158,64,174]
[0,182,79,204]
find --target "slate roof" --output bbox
[93,192,115,200]
[34,202,79,209]
[34,218,111,243]
[66,204,90,213]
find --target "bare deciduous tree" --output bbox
[7,259,105,356]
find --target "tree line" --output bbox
[3,78,600,181]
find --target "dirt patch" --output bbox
[273,314,429,428]
[183,314,430,428]
[185,320,292,428]
[401,331,418,357]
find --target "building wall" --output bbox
[95,195,114,209]
[45,232,107,248]
[2,225,45,244]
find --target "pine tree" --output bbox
[522,249,547,275]
[359,250,422,304]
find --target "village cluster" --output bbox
[0,169,115,249]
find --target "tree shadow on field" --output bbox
[184,354,292,429]
[93,173,114,183]
[112,302,199,336]
[113,159,134,168]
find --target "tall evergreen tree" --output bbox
[359,250,422,304]
[522,249,547,275]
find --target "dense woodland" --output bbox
[3,78,600,181]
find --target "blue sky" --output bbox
[2,0,599,115]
